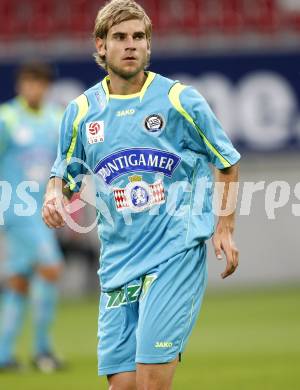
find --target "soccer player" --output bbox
[0,63,64,372]
[42,0,240,388]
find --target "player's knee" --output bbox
[136,361,177,390]
[136,371,160,390]
[136,377,170,390]
[37,264,63,282]
[107,372,136,390]
[7,275,29,294]
[108,384,136,390]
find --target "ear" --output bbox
[95,37,106,57]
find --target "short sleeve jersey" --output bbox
[0,97,62,225]
[51,72,240,291]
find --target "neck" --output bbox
[107,70,147,95]
[19,96,42,112]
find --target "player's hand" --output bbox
[212,222,239,279]
[42,190,68,229]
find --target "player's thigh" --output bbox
[7,274,30,294]
[31,223,63,270]
[97,285,140,377]
[4,227,35,279]
[37,263,63,282]
[136,243,208,365]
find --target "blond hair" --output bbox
[93,0,152,70]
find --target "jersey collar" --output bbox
[101,71,156,102]
[17,96,43,116]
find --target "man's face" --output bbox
[17,77,49,108]
[96,19,150,79]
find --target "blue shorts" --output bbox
[97,243,208,376]
[4,222,63,277]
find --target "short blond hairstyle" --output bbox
[93,0,152,70]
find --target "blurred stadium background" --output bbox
[0,0,299,389]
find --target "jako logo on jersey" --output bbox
[117,109,135,117]
[94,148,181,185]
[144,114,165,132]
[86,121,104,144]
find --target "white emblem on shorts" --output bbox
[113,175,165,213]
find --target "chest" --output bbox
[9,113,56,152]
[81,98,185,171]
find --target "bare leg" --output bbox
[107,371,137,390]
[136,357,178,390]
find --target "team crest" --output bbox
[144,114,165,133]
[86,121,104,144]
[113,175,165,213]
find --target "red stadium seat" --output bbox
[30,0,55,39]
[69,0,95,37]
[0,0,298,43]
[221,0,243,34]
[0,0,15,40]
[11,0,34,38]
[242,0,280,33]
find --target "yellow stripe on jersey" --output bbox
[66,94,89,163]
[66,93,89,190]
[139,71,156,101]
[168,82,231,168]
[101,77,110,102]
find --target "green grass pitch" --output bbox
[0,285,299,389]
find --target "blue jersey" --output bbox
[0,97,61,226]
[51,72,240,291]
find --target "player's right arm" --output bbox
[42,95,88,229]
[42,177,72,228]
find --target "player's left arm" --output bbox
[176,85,241,278]
[213,163,239,279]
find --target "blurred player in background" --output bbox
[0,63,64,372]
[43,0,240,388]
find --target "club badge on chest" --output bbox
[113,175,165,213]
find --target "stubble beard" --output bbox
[107,54,149,80]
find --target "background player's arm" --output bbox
[0,107,11,156]
[212,163,239,279]
[42,177,73,228]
